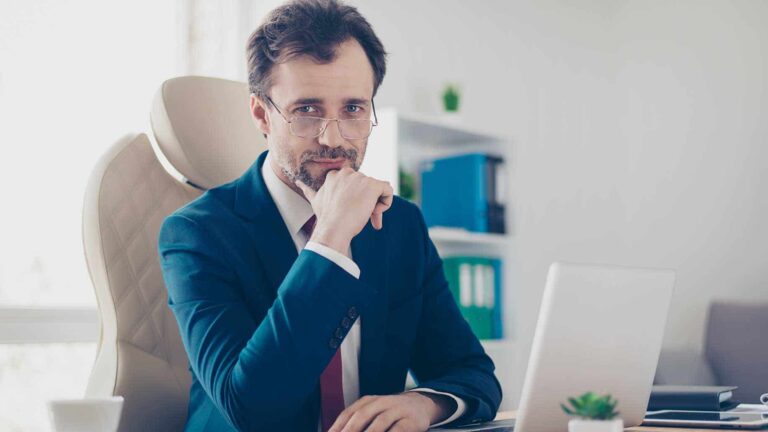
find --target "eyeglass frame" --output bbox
[263,95,379,139]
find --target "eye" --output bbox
[345,105,365,114]
[294,105,317,114]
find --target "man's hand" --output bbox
[328,392,455,432]
[296,167,394,256]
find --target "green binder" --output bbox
[443,256,502,340]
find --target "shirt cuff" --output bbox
[407,388,467,427]
[305,241,361,279]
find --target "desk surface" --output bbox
[495,411,717,432]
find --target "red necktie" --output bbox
[301,215,317,239]
[301,215,345,431]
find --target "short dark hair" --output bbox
[246,0,387,101]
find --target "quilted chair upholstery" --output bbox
[84,75,266,431]
[83,133,200,431]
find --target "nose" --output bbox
[317,119,344,148]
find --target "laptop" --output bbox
[431,261,676,432]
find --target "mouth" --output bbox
[309,158,348,169]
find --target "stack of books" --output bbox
[648,385,740,411]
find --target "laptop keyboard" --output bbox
[430,418,515,431]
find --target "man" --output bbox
[158,0,502,430]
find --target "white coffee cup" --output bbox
[47,396,124,432]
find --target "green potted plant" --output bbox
[561,392,623,432]
[442,83,461,113]
[398,168,416,202]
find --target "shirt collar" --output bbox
[261,151,314,237]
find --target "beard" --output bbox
[274,144,363,191]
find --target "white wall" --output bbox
[348,0,768,408]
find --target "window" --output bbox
[0,1,180,429]
[0,343,97,432]
[0,0,180,307]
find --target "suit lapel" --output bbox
[234,150,298,297]
[235,151,391,395]
[353,222,390,396]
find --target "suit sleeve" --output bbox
[407,206,503,426]
[158,214,375,431]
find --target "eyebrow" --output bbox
[287,97,372,107]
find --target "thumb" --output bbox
[295,179,316,201]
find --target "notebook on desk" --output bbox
[648,385,739,411]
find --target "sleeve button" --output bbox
[334,328,344,339]
[329,338,340,349]
[347,306,358,319]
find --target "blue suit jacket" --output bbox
[158,151,502,431]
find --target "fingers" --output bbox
[332,396,401,432]
[360,408,402,432]
[370,200,389,231]
[388,418,417,432]
[329,395,377,432]
[370,212,383,230]
[294,179,316,201]
[370,181,393,230]
[373,200,391,216]
[299,169,394,232]
[378,181,394,206]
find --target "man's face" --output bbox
[250,38,376,192]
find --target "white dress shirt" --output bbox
[260,153,466,428]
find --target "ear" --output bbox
[250,93,271,137]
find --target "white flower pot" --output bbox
[568,418,624,432]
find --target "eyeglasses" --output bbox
[265,95,378,140]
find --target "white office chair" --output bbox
[83,76,266,431]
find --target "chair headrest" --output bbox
[151,76,267,190]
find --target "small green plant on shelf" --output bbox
[398,168,416,202]
[442,84,461,112]
[561,392,619,420]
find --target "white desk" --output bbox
[495,411,720,432]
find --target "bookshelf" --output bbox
[428,227,509,247]
[359,109,509,194]
[363,108,516,403]
[397,113,500,146]
[361,108,514,348]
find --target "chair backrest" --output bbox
[705,301,768,403]
[151,75,266,190]
[84,76,267,431]
[83,133,200,431]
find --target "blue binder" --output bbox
[420,153,504,233]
